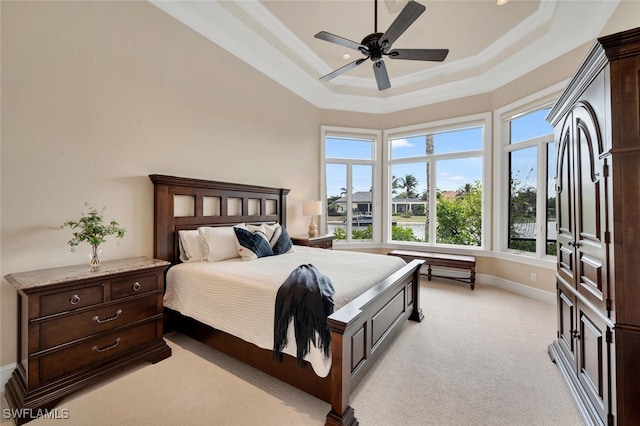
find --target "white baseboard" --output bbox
[1,362,16,388]
[477,273,556,304]
[420,266,556,305]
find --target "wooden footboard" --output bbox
[326,259,423,426]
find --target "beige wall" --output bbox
[1,0,638,370]
[0,1,320,367]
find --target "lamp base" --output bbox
[308,217,318,238]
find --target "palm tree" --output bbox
[397,174,418,215]
[457,183,473,198]
[425,134,434,239]
[391,176,400,196]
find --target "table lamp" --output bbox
[302,200,323,237]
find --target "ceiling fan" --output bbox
[315,0,449,91]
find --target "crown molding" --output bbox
[149,0,619,114]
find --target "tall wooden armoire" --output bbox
[546,27,640,426]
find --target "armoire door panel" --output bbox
[579,252,604,301]
[578,304,609,423]
[576,121,602,242]
[557,281,576,367]
[556,123,576,286]
[573,103,609,311]
[558,245,574,279]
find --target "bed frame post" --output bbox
[152,180,171,261]
[409,262,424,322]
[326,324,358,426]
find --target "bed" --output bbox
[150,174,424,426]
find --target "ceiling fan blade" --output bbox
[315,31,365,52]
[380,1,426,51]
[388,48,449,61]
[373,60,391,90]
[320,58,368,82]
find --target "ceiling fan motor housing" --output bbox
[361,33,384,60]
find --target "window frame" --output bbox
[383,112,492,251]
[320,125,382,247]
[493,82,564,266]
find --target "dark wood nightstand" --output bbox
[291,234,333,249]
[4,257,171,424]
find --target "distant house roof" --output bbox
[335,191,372,203]
[439,190,457,200]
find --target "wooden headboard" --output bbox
[149,174,290,263]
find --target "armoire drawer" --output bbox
[37,320,159,384]
[39,283,105,317]
[38,294,159,350]
[111,273,159,300]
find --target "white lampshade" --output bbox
[303,200,322,238]
[302,200,323,216]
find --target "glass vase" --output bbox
[89,244,102,272]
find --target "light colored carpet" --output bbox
[2,279,582,425]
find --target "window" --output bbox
[385,114,489,248]
[499,106,556,257]
[322,126,380,243]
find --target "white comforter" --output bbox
[164,246,406,377]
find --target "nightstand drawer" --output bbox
[315,238,333,249]
[111,273,159,300]
[40,284,105,317]
[39,295,159,350]
[38,320,158,384]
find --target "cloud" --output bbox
[391,138,414,148]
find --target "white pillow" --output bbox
[178,230,206,262]
[246,223,272,239]
[198,226,241,261]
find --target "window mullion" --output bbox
[536,141,546,257]
[428,159,436,245]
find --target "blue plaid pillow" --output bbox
[233,226,274,260]
[271,225,293,255]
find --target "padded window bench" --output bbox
[388,249,476,290]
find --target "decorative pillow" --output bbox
[178,230,206,262]
[265,223,294,255]
[198,226,241,261]
[233,225,274,261]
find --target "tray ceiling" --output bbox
[150,0,620,113]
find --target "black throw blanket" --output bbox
[273,264,335,367]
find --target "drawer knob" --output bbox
[92,309,123,324]
[92,337,121,353]
[132,282,141,291]
[69,294,81,305]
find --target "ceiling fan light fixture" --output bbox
[496,0,510,5]
[343,53,351,59]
